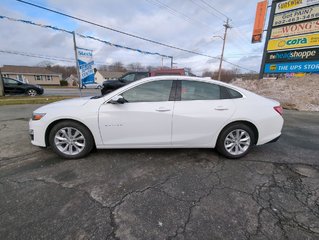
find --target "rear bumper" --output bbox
[266,135,281,144]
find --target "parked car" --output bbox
[29,76,283,159]
[101,68,193,95]
[82,82,102,89]
[2,77,44,96]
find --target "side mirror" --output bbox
[18,82,23,85]
[109,95,126,104]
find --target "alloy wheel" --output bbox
[27,89,37,96]
[54,127,86,156]
[224,129,251,156]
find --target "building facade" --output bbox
[0,65,62,86]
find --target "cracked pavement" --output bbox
[0,104,319,240]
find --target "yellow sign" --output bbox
[271,20,319,38]
[295,73,306,77]
[273,4,319,27]
[276,0,319,14]
[267,33,319,51]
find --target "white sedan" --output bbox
[29,76,284,159]
[82,82,102,89]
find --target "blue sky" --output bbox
[0,0,266,74]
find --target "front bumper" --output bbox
[37,88,44,95]
[29,119,47,147]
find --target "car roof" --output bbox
[136,75,251,97]
[139,75,236,88]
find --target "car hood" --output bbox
[34,97,92,112]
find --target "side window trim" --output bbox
[169,80,178,101]
[175,80,181,101]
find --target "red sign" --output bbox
[252,0,268,43]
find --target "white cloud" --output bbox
[0,0,263,74]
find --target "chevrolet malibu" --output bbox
[29,76,284,159]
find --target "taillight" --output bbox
[274,106,283,116]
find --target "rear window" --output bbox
[227,88,243,99]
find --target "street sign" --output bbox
[266,48,319,62]
[265,61,319,73]
[259,0,319,77]
[76,47,95,85]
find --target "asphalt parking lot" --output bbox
[0,104,319,240]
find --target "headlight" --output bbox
[32,113,46,121]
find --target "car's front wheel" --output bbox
[49,121,94,159]
[216,123,255,159]
[26,89,38,96]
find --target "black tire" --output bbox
[216,123,255,159]
[26,88,38,96]
[49,120,94,159]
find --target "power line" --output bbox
[146,0,215,31]
[0,49,107,65]
[199,0,230,20]
[0,49,75,63]
[0,15,172,59]
[188,0,223,22]
[9,2,257,73]
[15,0,217,59]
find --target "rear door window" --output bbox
[181,80,221,101]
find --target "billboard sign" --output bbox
[271,19,319,38]
[259,0,319,77]
[275,0,319,14]
[273,4,319,27]
[76,47,95,85]
[252,0,268,43]
[265,61,319,73]
[267,33,319,51]
[266,48,319,62]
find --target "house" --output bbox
[94,70,125,84]
[0,65,62,86]
[65,74,79,87]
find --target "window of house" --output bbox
[2,74,8,78]
[34,75,42,81]
[46,75,53,81]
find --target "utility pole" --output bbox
[0,69,4,96]
[73,31,82,97]
[218,18,231,81]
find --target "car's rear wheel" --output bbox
[26,89,38,96]
[49,121,94,159]
[216,123,254,159]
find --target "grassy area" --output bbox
[0,96,75,106]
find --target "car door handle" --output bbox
[215,106,229,111]
[156,108,171,112]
